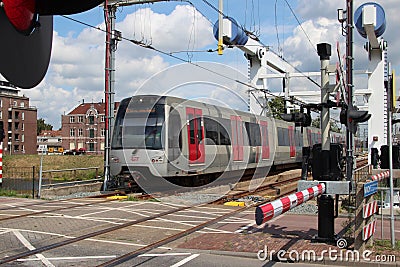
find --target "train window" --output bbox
[188,114,195,144]
[219,118,231,145]
[277,127,289,146]
[245,122,261,146]
[168,107,182,149]
[204,118,219,145]
[113,99,165,150]
[111,98,130,149]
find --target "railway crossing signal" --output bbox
[0,0,104,88]
[340,105,371,134]
[280,112,312,127]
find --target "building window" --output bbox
[100,142,104,150]
[15,111,19,120]
[89,129,94,138]
[0,111,2,119]
[78,116,84,123]
[101,128,105,137]
[0,99,2,107]
[69,142,75,150]
[89,143,95,152]
[89,115,94,125]
[15,134,19,141]
[21,123,24,131]
[70,128,75,137]
[13,101,17,107]
[14,145,19,152]
[21,134,24,142]
[70,116,75,123]
[20,102,25,108]
[101,115,105,122]
[21,112,24,120]
[78,128,83,137]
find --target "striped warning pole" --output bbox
[363,200,378,219]
[0,141,2,186]
[255,183,326,225]
[363,220,377,241]
[370,170,390,182]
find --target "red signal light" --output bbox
[2,0,38,35]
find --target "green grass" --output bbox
[0,188,30,198]
[3,154,104,181]
[374,239,400,250]
[126,195,139,201]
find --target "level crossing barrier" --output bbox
[255,183,325,225]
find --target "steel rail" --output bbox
[0,204,192,265]
[0,198,114,222]
[96,203,260,267]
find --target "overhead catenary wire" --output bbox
[60,1,324,113]
[283,0,317,54]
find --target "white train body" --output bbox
[108,95,356,190]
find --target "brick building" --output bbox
[61,101,119,155]
[0,81,37,155]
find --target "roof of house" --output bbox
[67,102,120,115]
[38,130,62,137]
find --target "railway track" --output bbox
[0,192,123,222]
[0,199,261,265]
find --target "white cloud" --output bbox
[23,4,214,128]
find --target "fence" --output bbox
[0,166,103,197]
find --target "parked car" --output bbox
[64,148,86,155]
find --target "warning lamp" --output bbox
[2,0,38,35]
[0,0,105,88]
[340,105,371,134]
[373,136,378,142]
[280,112,312,127]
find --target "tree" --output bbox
[37,118,53,135]
[311,117,341,133]
[268,97,286,119]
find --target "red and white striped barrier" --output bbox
[363,200,378,219]
[362,219,377,241]
[255,183,326,225]
[370,170,390,182]
[0,142,2,185]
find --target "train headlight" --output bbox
[111,156,120,163]
[151,156,164,164]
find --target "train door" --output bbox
[260,121,270,159]
[288,126,296,158]
[186,107,205,164]
[231,115,244,161]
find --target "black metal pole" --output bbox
[346,0,354,182]
[317,43,335,241]
[32,166,35,199]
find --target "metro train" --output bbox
[107,95,362,191]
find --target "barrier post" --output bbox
[0,141,2,188]
[32,166,35,199]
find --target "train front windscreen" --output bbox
[111,97,165,150]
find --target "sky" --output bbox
[9,0,400,129]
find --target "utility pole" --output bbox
[103,3,118,189]
[102,0,166,189]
